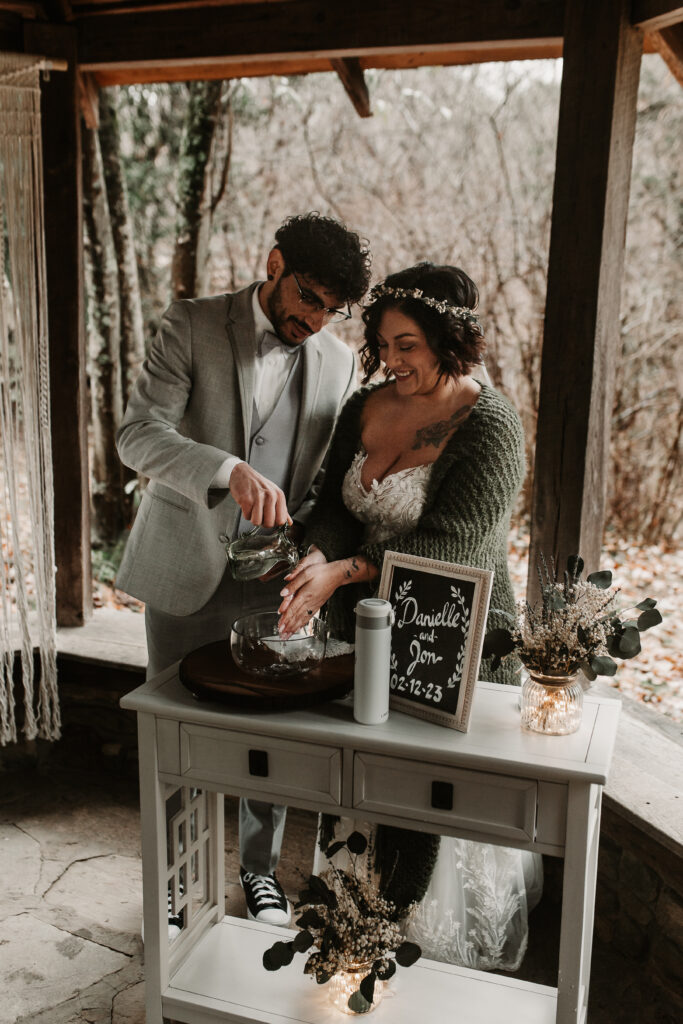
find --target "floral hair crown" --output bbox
[368,283,481,325]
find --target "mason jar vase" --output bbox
[520,670,583,735]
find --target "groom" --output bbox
[116,212,370,926]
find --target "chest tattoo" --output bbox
[411,404,472,450]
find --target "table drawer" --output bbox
[353,752,537,843]
[178,723,342,807]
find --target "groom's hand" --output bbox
[229,463,290,528]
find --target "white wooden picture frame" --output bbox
[377,551,493,732]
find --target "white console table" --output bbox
[121,668,620,1024]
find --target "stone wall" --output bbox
[0,653,143,776]
[590,805,683,1024]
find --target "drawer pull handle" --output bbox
[249,750,269,777]
[431,780,453,811]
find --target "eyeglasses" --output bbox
[289,268,352,324]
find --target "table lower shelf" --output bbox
[165,916,558,1023]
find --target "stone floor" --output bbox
[0,765,666,1024]
[0,767,322,1024]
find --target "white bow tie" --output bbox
[258,331,284,357]
[259,331,302,360]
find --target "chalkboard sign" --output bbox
[377,552,493,732]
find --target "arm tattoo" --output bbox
[344,556,361,580]
[411,404,472,450]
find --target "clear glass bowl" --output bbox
[230,611,327,677]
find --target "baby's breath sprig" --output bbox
[483,554,662,679]
[367,282,481,325]
[262,831,421,1013]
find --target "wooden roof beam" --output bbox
[632,1,683,30]
[330,56,371,118]
[42,0,75,21]
[89,41,568,87]
[0,1,43,16]
[648,22,683,83]
[77,0,564,71]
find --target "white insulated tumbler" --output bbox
[353,598,393,725]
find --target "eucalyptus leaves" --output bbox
[483,554,662,679]
[262,831,421,1014]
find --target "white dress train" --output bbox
[327,449,544,972]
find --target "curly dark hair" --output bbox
[274,212,371,305]
[360,262,485,383]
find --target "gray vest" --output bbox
[237,353,304,536]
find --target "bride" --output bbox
[277,262,542,971]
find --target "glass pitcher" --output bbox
[220,524,300,582]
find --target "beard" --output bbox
[266,279,311,347]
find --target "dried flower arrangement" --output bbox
[262,831,421,1014]
[483,554,662,679]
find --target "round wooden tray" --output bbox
[179,640,354,711]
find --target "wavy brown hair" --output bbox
[360,263,485,383]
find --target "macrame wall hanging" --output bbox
[0,53,60,744]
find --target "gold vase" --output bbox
[328,962,385,1016]
[520,670,583,735]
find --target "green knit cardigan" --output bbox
[306,381,525,686]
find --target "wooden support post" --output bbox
[527,0,642,603]
[78,69,99,129]
[23,23,92,626]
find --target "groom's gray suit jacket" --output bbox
[116,284,356,617]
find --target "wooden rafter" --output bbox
[330,57,371,118]
[648,22,683,83]
[0,1,43,16]
[76,0,565,71]
[631,0,683,31]
[41,0,75,20]
[70,0,289,7]
[69,0,289,11]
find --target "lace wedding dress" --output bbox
[341,450,433,545]
[330,450,544,972]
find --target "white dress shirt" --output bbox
[210,284,300,489]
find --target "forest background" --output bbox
[79,55,681,717]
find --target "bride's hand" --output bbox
[278,551,341,637]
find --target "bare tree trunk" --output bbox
[98,88,146,524]
[645,397,682,542]
[171,80,224,300]
[82,123,125,546]
[196,88,234,296]
[98,88,145,406]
